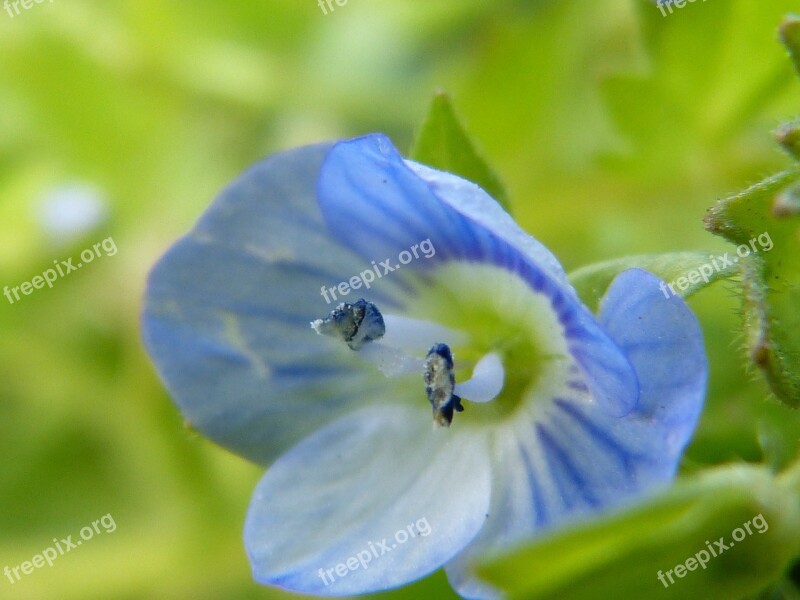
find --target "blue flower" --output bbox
[141,134,707,599]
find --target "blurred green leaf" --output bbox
[410,91,510,211]
[757,417,800,473]
[478,462,800,600]
[776,121,800,161]
[780,14,800,77]
[568,251,740,313]
[599,0,798,181]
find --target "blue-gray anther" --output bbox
[424,343,464,428]
[311,299,386,350]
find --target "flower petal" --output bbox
[597,268,707,446]
[318,134,639,418]
[445,268,706,599]
[405,161,568,288]
[244,404,492,596]
[141,143,414,465]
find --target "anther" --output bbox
[311,299,385,350]
[423,343,464,428]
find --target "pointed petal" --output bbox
[244,405,491,596]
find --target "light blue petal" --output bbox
[597,268,707,448]
[244,405,492,596]
[142,143,413,465]
[318,134,639,418]
[445,268,706,599]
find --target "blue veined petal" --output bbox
[596,268,707,450]
[317,134,566,282]
[444,268,707,600]
[142,143,414,465]
[244,404,492,596]
[444,422,557,600]
[404,161,569,289]
[318,134,639,418]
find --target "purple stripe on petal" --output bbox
[536,423,600,510]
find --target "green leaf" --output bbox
[698,18,800,408]
[410,90,510,211]
[478,462,800,600]
[699,20,800,409]
[568,251,740,313]
[705,167,800,408]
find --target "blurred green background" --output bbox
[1,1,799,599]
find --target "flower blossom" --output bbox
[142,133,707,599]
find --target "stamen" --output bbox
[454,352,504,403]
[359,343,425,377]
[380,314,467,351]
[312,302,504,426]
[424,343,464,428]
[310,299,385,350]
